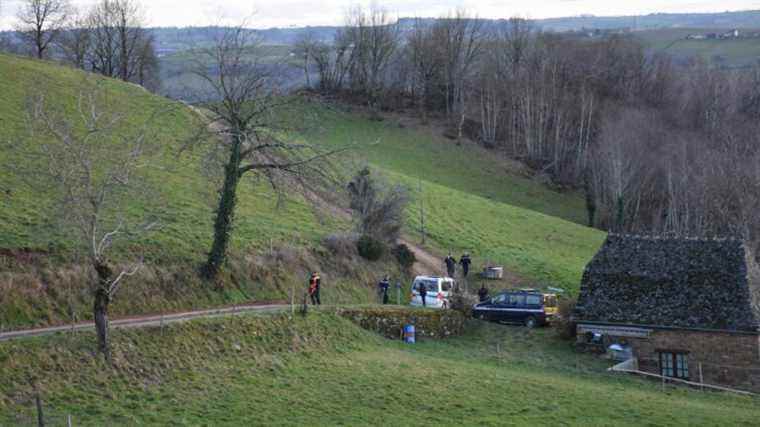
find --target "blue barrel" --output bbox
[403,324,416,344]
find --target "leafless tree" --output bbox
[10,79,165,360]
[187,24,347,280]
[347,167,408,243]
[432,9,484,124]
[87,0,156,85]
[293,31,318,88]
[56,8,90,69]
[15,0,70,59]
[406,18,440,123]
[343,4,400,109]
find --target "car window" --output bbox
[413,279,438,292]
[526,295,541,305]
[508,294,525,306]
[492,294,507,304]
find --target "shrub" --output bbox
[554,298,578,340]
[323,233,358,258]
[347,167,409,244]
[392,244,416,271]
[357,235,385,261]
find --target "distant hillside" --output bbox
[148,10,760,49]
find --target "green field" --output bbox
[0,53,603,332]
[2,312,758,425]
[635,28,760,67]
[296,103,606,291]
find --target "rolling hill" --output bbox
[1,53,603,331]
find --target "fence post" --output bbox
[31,379,44,427]
[699,363,704,392]
[67,414,73,427]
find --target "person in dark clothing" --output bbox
[418,282,428,307]
[379,276,390,304]
[309,272,321,305]
[459,253,472,277]
[478,285,490,302]
[444,254,457,278]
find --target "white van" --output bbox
[410,276,454,309]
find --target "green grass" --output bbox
[635,28,760,67]
[298,103,606,291]
[1,52,602,332]
[2,312,758,425]
[0,53,342,263]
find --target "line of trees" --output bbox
[10,0,159,91]
[297,6,760,254]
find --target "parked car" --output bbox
[410,276,454,309]
[472,289,558,327]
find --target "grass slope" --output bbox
[300,103,606,291]
[635,28,760,68]
[1,312,758,425]
[0,54,387,330]
[0,53,341,261]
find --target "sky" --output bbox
[1,0,760,29]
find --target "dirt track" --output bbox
[0,303,289,343]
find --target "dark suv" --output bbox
[472,289,557,328]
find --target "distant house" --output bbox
[576,234,760,392]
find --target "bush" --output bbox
[357,235,385,261]
[554,298,578,340]
[323,233,358,258]
[392,244,416,271]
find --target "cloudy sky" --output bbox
[1,0,759,29]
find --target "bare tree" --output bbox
[188,25,347,280]
[343,4,400,109]
[406,18,440,123]
[87,0,155,85]
[432,9,484,123]
[10,79,164,360]
[56,8,90,69]
[15,0,70,59]
[293,31,317,88]
[347,167,408,243]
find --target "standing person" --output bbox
[459,253,472,277]
[478,284,490,302]
[309,272,321,305]
[444,253,457,278]
[418,282,428,307]
[378,275,390,305]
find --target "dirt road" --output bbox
[0,303,289,343]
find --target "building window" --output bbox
[659,352,689,379]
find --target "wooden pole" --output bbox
[699,363,704,392]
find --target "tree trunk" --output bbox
[203,135,244,280]
[93,262,113,362]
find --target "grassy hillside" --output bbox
[298,103,606,291]
[0,53,341,260]
[635,28,760,67]
[2,312,758,425]
[0,54,387,330]
[1,53,602,331]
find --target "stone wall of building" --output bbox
[625,329,760,392]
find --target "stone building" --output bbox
[575,234,760,392]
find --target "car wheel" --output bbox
[525,316,537,329]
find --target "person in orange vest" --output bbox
[309,272,321,305]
